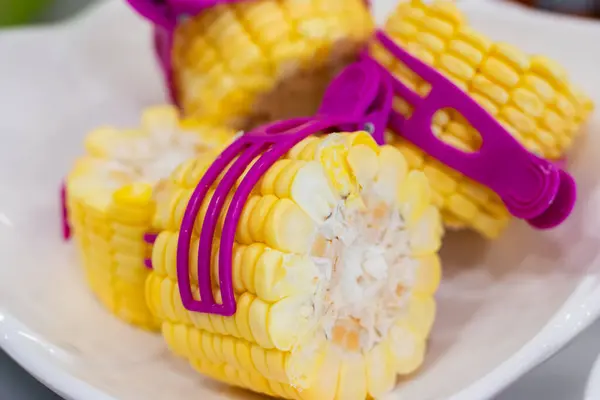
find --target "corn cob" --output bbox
[147,131,443,399]
[370,0,594,238]
[172,0,374,129]
[65,106,234,329]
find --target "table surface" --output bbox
[1,0,599,399]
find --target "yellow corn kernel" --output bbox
[172,0,374,130]
[65,105,234,329]
[371,0,594,238]
[148,132,443,399]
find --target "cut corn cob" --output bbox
[370,0,594,238]
[147,131,443,399]
[65,105,234,329]
[172,0,374,129]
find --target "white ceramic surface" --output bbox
[585,352,600,399]
[1,1,600,399]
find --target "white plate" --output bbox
[585,351,600,399]
[1,1,600,399]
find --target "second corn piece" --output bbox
[168,0,374,129]
[371,0,594,238]
[147,131,443,399]
[65,106,234,329]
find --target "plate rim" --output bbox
[584,345,600,399]
[0,312,115,400]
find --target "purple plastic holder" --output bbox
[143,233,158,269]
[126,0,373,103]
[366,31,576,229]
[60,182,71,240]
[171,36,577,317]
[175,60,389,316]
[317,57,393,145]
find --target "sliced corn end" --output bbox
[371,0,594,238]
[66,105,235,330]
[172,0,374,130]
[148,131,443,399]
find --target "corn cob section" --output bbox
[173,0,374,130]
[66,106,234,329]
[147,131,443,399]
[370,0,594,238]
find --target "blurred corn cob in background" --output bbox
[65,106,234,329]
[370,0,594,238]
[146,131,443,399]
[171,0,374,129]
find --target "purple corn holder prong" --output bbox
[126,0,174,28]
[153,28,177,103]
[553,157,567,170]
[176,61,388,316]
[369,31,576,229]
[317,58,393,145]
[128,0,372,23]
[60,181,71,240]
[143,233,158,269]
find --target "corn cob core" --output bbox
[370,0,594,238]
[172,0,374,130]
[147,132,443,399]
[66,106,234,330]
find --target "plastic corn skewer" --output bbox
[126,0,375,130]
[63,106,234,329]
[364,35,577,229]
[145,65,443,399]
[370,0,593,238]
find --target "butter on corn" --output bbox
[172,0,374,129]
[371,0,594,238]
[147,131,443,399]
[65,105,234,329]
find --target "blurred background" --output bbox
[0,0,96,27]
[1,0,599,27]
[512,0,600,17]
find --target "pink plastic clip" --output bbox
[318,58,393,145]
[176,61,388,316]
[153,27,177,103]
[143,233,158,269]
[553,157,567,170]
[367,31,576,229]
[60,182,71,240]
[127,0,235,28]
